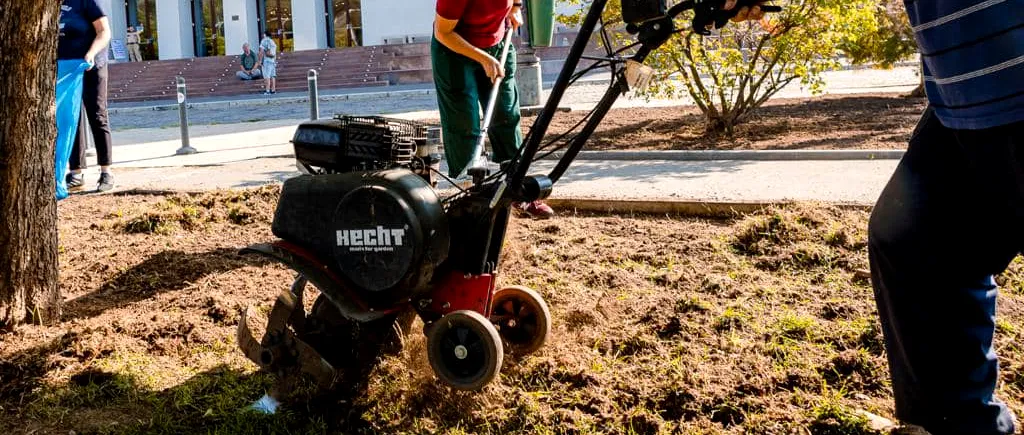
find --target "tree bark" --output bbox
[0,2,61,328]
[906,56,927,98]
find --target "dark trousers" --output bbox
[70,65,112,170]
[869,107,1021,434]
[431,37,522,178]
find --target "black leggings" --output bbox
[70,65,112,170]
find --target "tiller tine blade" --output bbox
[237,291,338,389]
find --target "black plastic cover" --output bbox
[272,169,450,307]
[622,0,668,24]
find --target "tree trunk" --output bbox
[0,2,61,328]
[906,79,926,98]
[905,56,927,98]
[704,111,738,137]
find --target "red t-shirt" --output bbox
[436,0,512,48]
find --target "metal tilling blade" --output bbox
[287,276,308,335]
[288,330,338,387]
[261,290,298,348]
[238,290,338,388]
[237,305,265,366]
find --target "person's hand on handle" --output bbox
[480,54,505,83]
[508,4,524,32]
[722,0,767,22]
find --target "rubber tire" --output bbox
[490,286,552,356]
[427,310,504,391]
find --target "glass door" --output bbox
[130,0,159,59]
[327,0,362,48]
[202,0,226,56]
[261,0,293,52]
[192,0,225,57]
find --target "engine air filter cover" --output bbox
[333,185,419,293]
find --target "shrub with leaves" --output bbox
[559,0,880,135]
[836,0,915,68]
[834,0,921,96]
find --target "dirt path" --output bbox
[2,188,1021,434]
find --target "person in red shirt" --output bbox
[432,0,555,219]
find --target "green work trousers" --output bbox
[431,36,522,178]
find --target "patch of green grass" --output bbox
[122,212,177,235]
[789,243,838,269]
[675,296,711,314]
[733,212,804,255]
[996,318,1017,336]
[227,206,255,225]
[765,339,801,366]
[715,307,749,332]
[116,187,278,234]
[808,392,881,435]
[30,365,325,435]
[829,318,885,355]
[776,312,818,341]
[998,256,1024,295]
[29,370,142,419]
[819,349,886,393]
[823,224,850,247]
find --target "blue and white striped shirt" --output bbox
[905,0,1024,129]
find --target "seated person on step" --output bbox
[237,42,262,80]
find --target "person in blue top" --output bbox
[58,0,114,192]
[868,0,1024,433]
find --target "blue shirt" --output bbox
[58,0,108,67]
[905,0,1024,130]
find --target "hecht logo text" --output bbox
[337,226,406,248]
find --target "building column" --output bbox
[95,0,127,62]
[361,0,433,47]
[157,0,194,59]
[224,0,260,55]
[292,0,327,51]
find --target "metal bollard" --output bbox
[307,69,319,120]
[175,76,197,155]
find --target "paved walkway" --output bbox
[107,66,920,130]
[78,152,897,205]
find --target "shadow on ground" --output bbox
[62,247,269,321]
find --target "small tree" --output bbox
[0,2,61,327]
[560,0,879,135]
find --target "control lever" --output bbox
[691,0,782,35]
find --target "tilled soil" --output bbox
[2,187,1022,434]
[528,93,926,151]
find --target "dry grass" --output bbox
[1,187,1021,434]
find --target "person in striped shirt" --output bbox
[868,0,1023,433]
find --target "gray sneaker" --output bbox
[855,410,932,435]
[891,426,932,435]
[66,173,84,191]
[97,172,114,192]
